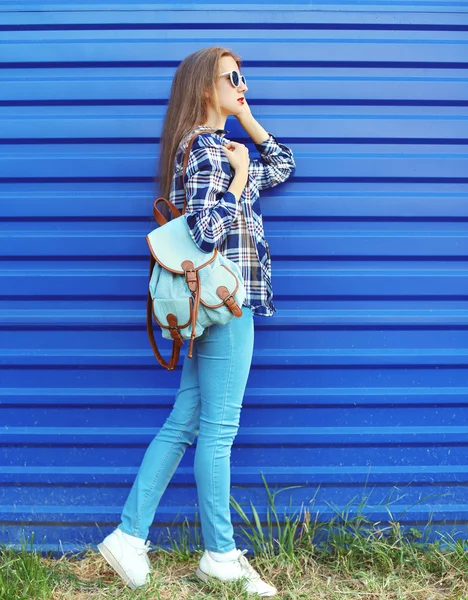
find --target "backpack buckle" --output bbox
[216,286,242,317]
[167,313,184,346]
[181,260,198,292]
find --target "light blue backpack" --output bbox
[146,132,246,371]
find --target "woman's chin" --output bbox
[225,104,244,118]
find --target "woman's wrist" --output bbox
[238,115,269,145]
[234,168,248,181]
[229,171,248,200]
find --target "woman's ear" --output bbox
[204,84,214,101]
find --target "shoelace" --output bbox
[136,541,151,569]
[237,549,262,582]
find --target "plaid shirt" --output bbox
[169,125,295,317]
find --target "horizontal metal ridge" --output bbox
[1,504,467,525]
[1,465,467,485]
[1,348,468,366]
[1,308,468,326]
[2,190,468,218]
[2,426,467,444]
[2,386,467,406]
[3,267,468,276]
[1,9,468,21]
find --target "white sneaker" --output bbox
[196,548,278,597]
[97,528,151,590]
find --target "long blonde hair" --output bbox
[156,46,242,201]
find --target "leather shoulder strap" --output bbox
[146,255,181,371]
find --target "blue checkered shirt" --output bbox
[169,125,295,317]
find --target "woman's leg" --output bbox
[117,338,203,540]
[194,306,254,553]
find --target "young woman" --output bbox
[98,46,295,597]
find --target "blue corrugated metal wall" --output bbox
[1,3,467,554]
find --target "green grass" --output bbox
[0,534,62,600]
[1,476,467,599]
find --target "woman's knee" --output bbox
[158,406,200,445]
[197,416,240,444]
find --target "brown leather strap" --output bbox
[217,285,242,317]
[187,272,201,359]
[153,197,182,226]
[146,255,180,371]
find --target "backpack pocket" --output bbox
[151,297,193,339]
[199,262,245,313]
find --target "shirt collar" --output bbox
[192,125,228,137]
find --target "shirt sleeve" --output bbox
[248,132,296,191]
[183,134,239,253]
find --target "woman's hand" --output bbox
[235,96,253,121]
[222,141,250,179]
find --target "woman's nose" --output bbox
[238,80,248,93]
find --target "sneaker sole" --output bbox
[195,566,211,583]
[97,541,137,591]
[195,567,277,597]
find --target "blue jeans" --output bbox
[117,305,254,552]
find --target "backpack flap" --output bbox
[199,262,246,314]
[146,216,216,274]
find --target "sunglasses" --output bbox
[219,70,247,88]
